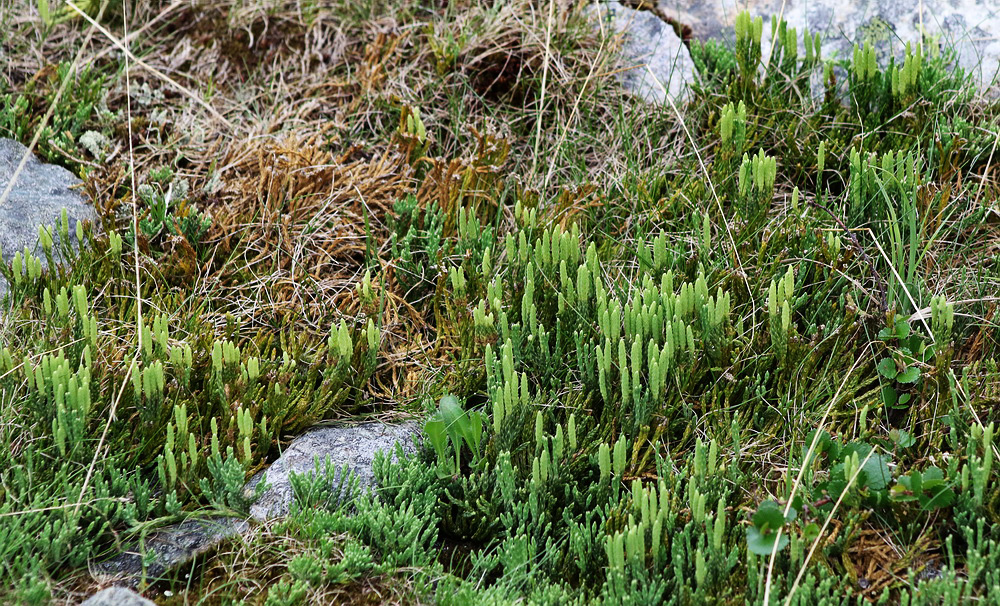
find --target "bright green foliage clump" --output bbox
[0,211,382,591]
[128,166,212,255]
[734,11,764,86]
[0,61,110,168]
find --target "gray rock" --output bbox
[657,0,1000,92]
[80,587,156,606]
[244,421,420,521]
[0,138,95,308]
[92,517,248,587]
[90,422,420,584]
[587,2,698,104]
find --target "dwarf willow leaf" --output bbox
[897,366,921,384]
[861,452,892,491]
[751,500,785,532]
[747,525,789,556]
[877,358,898,379]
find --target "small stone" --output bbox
[0,138,95,311]
[92,517,248,587]
[80,587,156,606]
[587,2,697,104]
[917,561,942,581]
[245,421,420,521]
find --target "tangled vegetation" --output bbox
[1,0,1000,604]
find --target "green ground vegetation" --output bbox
[1,0,1000,604]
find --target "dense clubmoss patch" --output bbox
[1,1,1000,604]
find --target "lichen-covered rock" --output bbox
[587,2,697,104]
[244,422,420,520]
[92,517,249,586]
[81,587,157,606]
[0,138,95,308]
[658,0,1000,91]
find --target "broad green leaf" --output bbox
[897,366,921,384]
[922,486,955,509]
[805,429,832,456]
[423,418,449,458]
[752,500,785,531]
[860,452,892,490]
[877,358,898,379]
[38,0,51,26]
[463,410,484,460]
[889,429,915,448]
[881,385,898,406]
[747,526,789,556]
[890,481,918,502]
[923,467,944,481]
[824,479,848,503]
[439,395,466,437]
[895,320,911,339]
[910,468,922,495]
[803,522,821,542]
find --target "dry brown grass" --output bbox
[0,2,681,600]
[49,0,642,408]
[1,0,666,443]
[1,0,628,403]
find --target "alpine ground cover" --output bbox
[1,0,1000,604]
